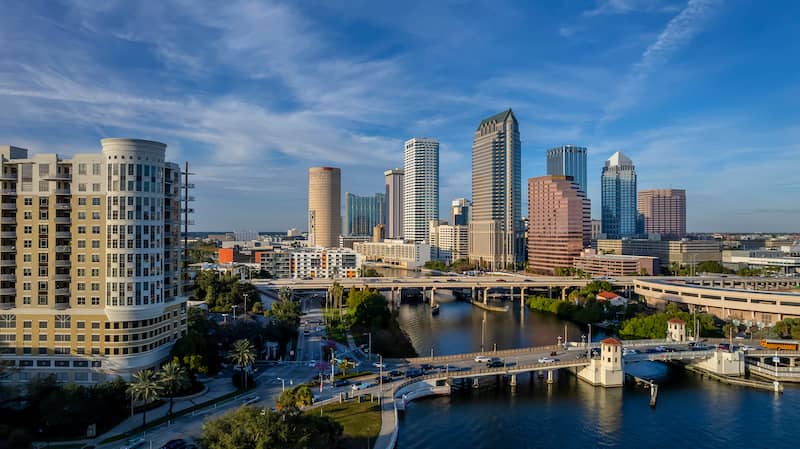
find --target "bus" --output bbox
[760,339,800,351]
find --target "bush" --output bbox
[231,371,255,390]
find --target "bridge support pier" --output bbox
[510,374,517,387]
[546,369,555,384]
[430,287,436,307]
[473,378,479,389]
[483,288,488,305]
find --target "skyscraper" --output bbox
[308,167,341,248]
[403,138,439,243]
[469,109,523,270]
[547,145,588,194]
[638,189,686,239]
[527,175,591,274]
[601,151,637,239]
[0,139,186,383]
[384,168,404,239]
[450,198,471,226]
[344,192,385,237]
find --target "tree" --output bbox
[423,260,449,272]
[278,287,294,303]
[229,339,256,390]
[277,385,314,410]
[158,360,190,416]
[128,369,162,427]
[346,289,390,328]
[171,307,221,375]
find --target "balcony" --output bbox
[54,288,69,295]
[54,260,70,267]
[0,232,15,239]
[54,302,70,310]
[0,246,15,252]
[54,274,70,281]
[42,173,71,180]
[0,302,14,310]
[0,261,14,267]
[0,288,15,295]
[0,217,15,224]
[55,203,71,210]
[0,173,16,181]
[0,274,13,281]
[1,189,16,195]
[55,231,71,239]
[54,189,71,195]
[55,245,71,253]
[54,217,70,224]
[0,204,16,210]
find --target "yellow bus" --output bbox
[760,339,800,351]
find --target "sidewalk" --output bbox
[372,387,398,449]
[99,375,237,439]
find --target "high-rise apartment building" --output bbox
[403,138,439,243]
[308,167,341,248]
[384,168,404,240]
[429,220,469,264]
[547,145,588,194]
[344,192,385,237]
[0,139,186,383]
[469,109,523,270]
[601,151,637,239]
[527,176,590,274]
[450,198,471,226]
[638,189,686,239]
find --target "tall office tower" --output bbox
[469,109,523,270]
[308,167,341,248]
[601,151,637,239]
[344,192,385,237]
[403,138,439,243]
[450,198,472,226]
[547,145,588,194]
[638,189,686,239]
[527,175,591,274]
[0,139,186,383]
[384,168,404,239]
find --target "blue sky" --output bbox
[1,0,798,232]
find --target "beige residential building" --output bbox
[353,240,431,269]
[469,109,523,270]
[638,189,686,239]
[429,220,469,264]
[308,167,341,248]
[573,249,658,276]
[0,139,185,384]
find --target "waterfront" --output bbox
[396,300,798,448]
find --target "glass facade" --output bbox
[345,192,385,237]
[547,145,587,194]
[601,151,637,239]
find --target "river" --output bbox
[396,299,798,449]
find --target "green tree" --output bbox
[277,385,314,410]
[423,260,449,271]
[158,360,191,416]
[170,307,221,375]
[128,369,162,427]
[346,289,390,328]
[229,339,256,390]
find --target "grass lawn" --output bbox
[310,400,382,449]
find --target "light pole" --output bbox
[232,304,239,319]
[378,354,384,402]
[587,323,592,358]
[243,293,249,316]
[481,317,486,353]
[277,377,286,392]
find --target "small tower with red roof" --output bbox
[667,318,686,342]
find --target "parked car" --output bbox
[474,355,492,363]
[333,379,350,387]
[718,343,731,351]
[654,345,667,352]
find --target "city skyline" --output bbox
[1,1,799,232]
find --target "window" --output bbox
[91,334,100,342]
[77,297,86,305]
[55,315,70,329]
[78,183,86,192]
[0,315,15,328]
[39,210,48,220]
[23,226,32,234]
[23,320,32,329]
[22,296,31,305]
[38,334,47,341]
[91,240,100,248]
[91,321,100,329]
[92,183,100,192]
[77,226,86,234]
[77,321,85,329]
[92,198,101,206]
[91,297,100,305]
[23,254,31,262]
[78,197,87,206]
[78,163,87,175]
[24,197,32,206]
[92,163,101,175]
[38,181,48,192]
[23,211,32,220]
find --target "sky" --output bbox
[0,0,798,233]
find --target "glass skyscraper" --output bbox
[547,145,587,194]
[601,151,637,239]
[345,192,385,236]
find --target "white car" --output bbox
[351,382,372,391]
[537,357,555,364]
[654,346,667,352]
[241,394,261,405]
[622,348,637,356]
[120,438,146,449]
[741,345,756,351]
[475,355,492,363]
[373,362,387,369]
[307,360,317,367]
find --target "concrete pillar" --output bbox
[510,374,517,386]
[473,378,479,388]
[561,287,566,301]
[790,358,797,368]
[430,287,436,306]
[483,288,488,305]
[471,286,475,301]
[546,369,554,384]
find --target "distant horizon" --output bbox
[192,230,800,237]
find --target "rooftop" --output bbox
[477,108,515,130]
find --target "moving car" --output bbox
[351,382,372,391]
[474,355,492,363]
[405,368,423,378]
[121,438,146,449]
[537,357,555,364]
[487,359,504,368]
[333,379,350,387]
[241,395,261,405]
[389,369,403,377]
[160,440,187,449]
[373,362,387,369]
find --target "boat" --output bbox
[431,304,440,316]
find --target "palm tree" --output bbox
[229,339,256,390]
[128,369,162,428]
[158,361,190,416]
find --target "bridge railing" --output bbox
[747,361,800,375]
[408,344,560,364]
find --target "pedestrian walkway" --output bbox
[373,387,397,449]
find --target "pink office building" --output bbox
[527,175,591,274]
[638,189,686,239]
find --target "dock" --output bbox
[470,299,509,312]
[686,365,783,392]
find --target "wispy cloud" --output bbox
[584,0,682,16]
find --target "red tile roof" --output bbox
[596,291,619,300]
[601,337,622,345]
[668,318,686,324]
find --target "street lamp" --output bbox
[277,377,286,392]
[243,293,249,316]
[481,317,486,353]
[231,304,239,319]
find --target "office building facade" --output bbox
[403,138,439,243]
[638,189,686,239]
[308,167,341,248]
[384,168,404,239]
[429,220,469,264]
[601,151,637,239]
[527,176,590,274]
[469,109,523,270]
[353,240,431,269]
[573,249,658,276]
[344,192,385,237]
[450,198,471,226]
[597,238,721,272]
[547,145,588,194]
[0,139,186,384]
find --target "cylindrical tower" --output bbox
[308,167,341,248]
[101,138,167,322]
